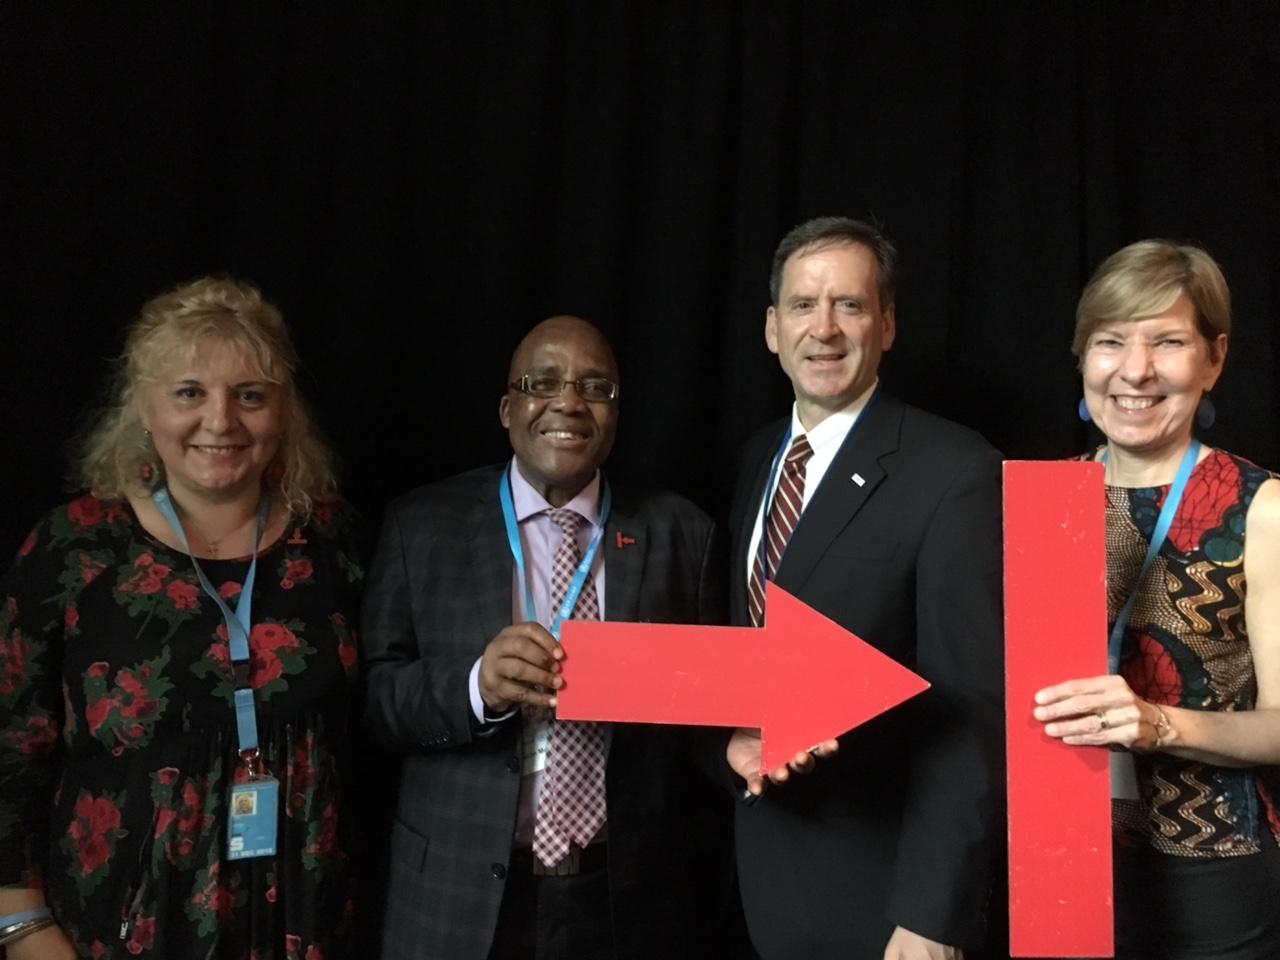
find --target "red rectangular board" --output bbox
[1004,460,1113,958]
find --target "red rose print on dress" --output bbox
[332,613,358,676]
[166,580,199,611]
[67,496,104,529]
[0,615,36,702]
[48,495,129,548]
[61,788,128,896]
[192,619,315,701]
[52,547,114,628]
[18,529,37,557]
[4,710,59,756]
[278,554,315,591]
[82,651,173,750]
[303,801,342,873]
[150,765,218,869]
[125,913,156,954]
[111,545,203,635]
[186,861,248,937]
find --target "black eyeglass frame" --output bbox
[507,374,620,403]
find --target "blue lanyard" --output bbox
[498,464,611,638]
[152,488,270,753]
[1103,439,1201,672]
[754,386,880,584]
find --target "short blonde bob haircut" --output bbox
[76,276,338,518]
[1072,239,1232,360]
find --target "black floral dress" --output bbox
[0,494,363,960]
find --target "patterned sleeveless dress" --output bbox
[1104,448,1280,855]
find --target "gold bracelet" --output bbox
[1151,705,1173,747]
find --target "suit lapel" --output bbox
[603,485,647,621]
[469,469,517,648]
[775,394,904,593]
[738,423,788,554]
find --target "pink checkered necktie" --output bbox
[747,434,814,627]
[532,507,608,868]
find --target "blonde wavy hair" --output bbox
[1072,239,1231,361]
[76,276,339,518]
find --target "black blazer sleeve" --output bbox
[886,442,1004,943]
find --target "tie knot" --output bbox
[785,434,814,467]
[546,507,586,536]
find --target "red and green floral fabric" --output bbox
[0,495,362,958]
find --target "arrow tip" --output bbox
[759,583,930,772]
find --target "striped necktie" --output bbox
[747,434,814,626]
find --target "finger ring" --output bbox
[1096,712,1110,730]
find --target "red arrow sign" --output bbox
[556,582,930,773]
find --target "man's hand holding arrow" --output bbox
[727,727,840,796]
[478,622,564,712]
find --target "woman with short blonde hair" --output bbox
[1037,241,1280,959]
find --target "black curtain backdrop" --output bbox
[4,3,1278,554]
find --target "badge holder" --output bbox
[228,746,279,860]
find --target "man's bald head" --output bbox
[507,315,619,384]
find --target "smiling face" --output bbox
[140,338,286,505]
[498,317,619,506]
[766,242,896,430]
[1081,292,1226,463]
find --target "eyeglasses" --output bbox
[508,374,620,403]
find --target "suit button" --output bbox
[507,756,521,773]
[491,863,507,879]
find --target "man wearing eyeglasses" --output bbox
[362,315,736,960]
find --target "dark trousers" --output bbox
[1114,831,1280,960]
[486,850,615,960]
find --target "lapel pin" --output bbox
[851,473,866,487]
[616,532,637,548]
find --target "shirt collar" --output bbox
[508,459,603,527]
[789,378,878,453]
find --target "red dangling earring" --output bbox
[139,429,158,487]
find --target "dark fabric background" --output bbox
[3,3,1278,556]
[1,6,1277,955]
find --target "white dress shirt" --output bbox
[744,381,877,587]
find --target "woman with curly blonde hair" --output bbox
[0,277,362,959]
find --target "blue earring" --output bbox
[1197,396,1216,430]
[1077,397,1091,422]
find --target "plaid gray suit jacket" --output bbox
[362,464,729,960]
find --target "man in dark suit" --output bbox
[724,218,1003,959]
[362,316,729,960]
